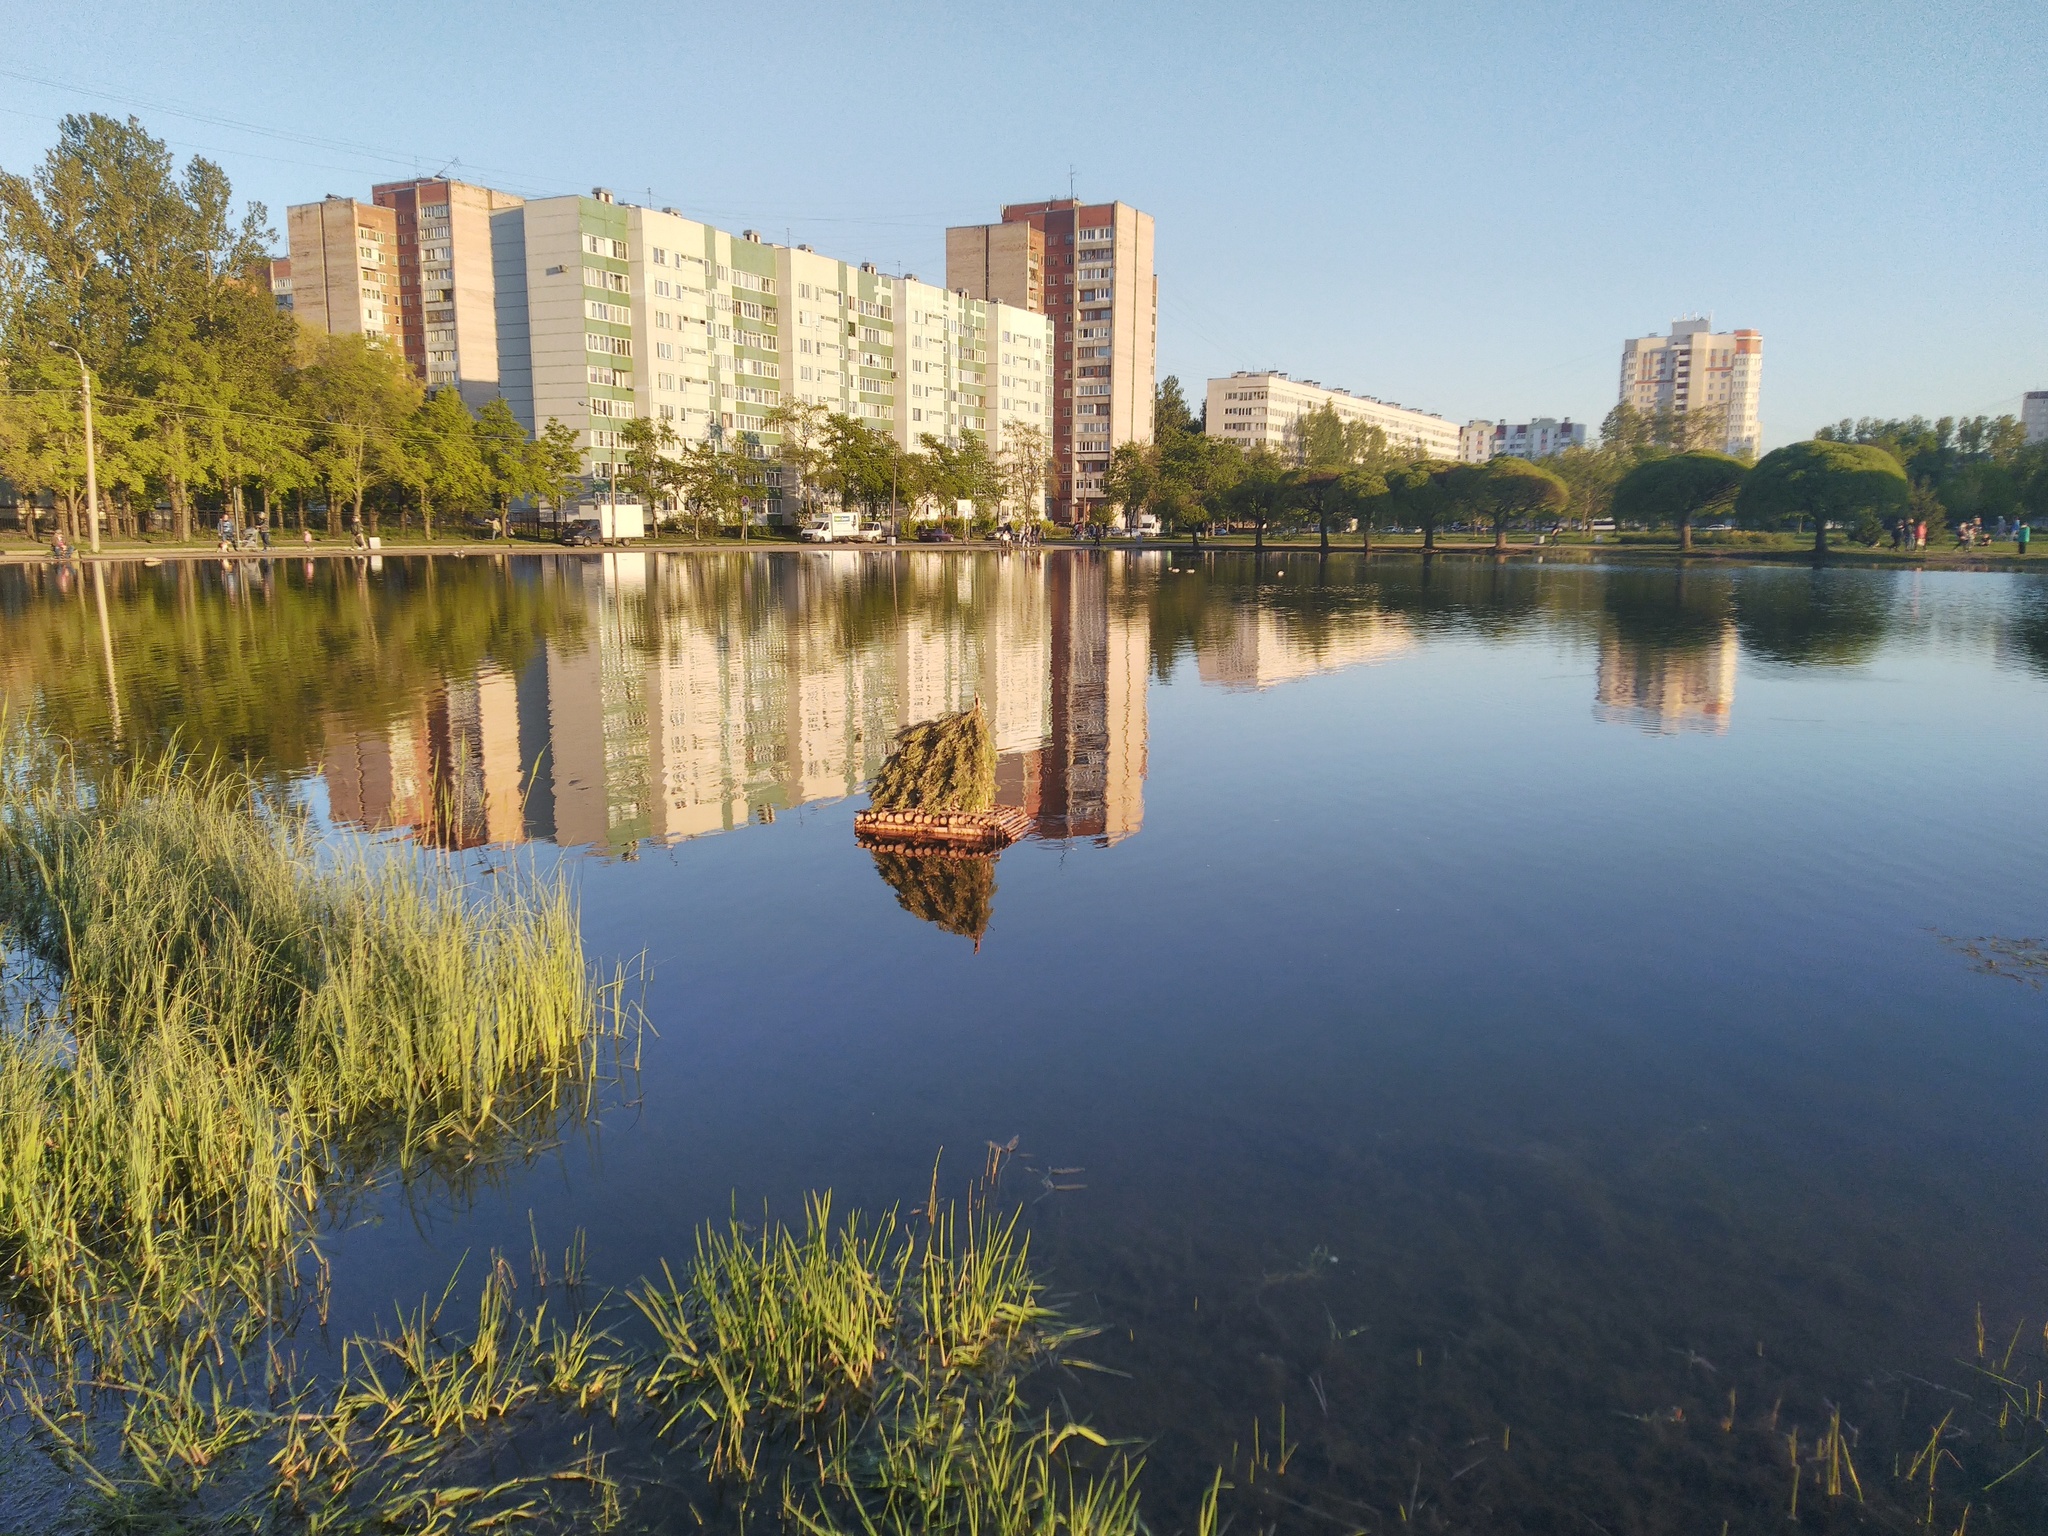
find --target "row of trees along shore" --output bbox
[0,113,1047,544]
[7,114,2047,551]
[1102,382,2048,556]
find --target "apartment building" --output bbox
[1491,418,1587,460]
[1458,420,1494,462]
[370,178,525,408]
[1205,372,1462,461]
[284,197,399,343]
[2024,391,2048,446]
[1619,318,1763,458]
[948,199,1156,523]
[496,193,1051,520]
[890,276,1050,515]
[266,258,294,314]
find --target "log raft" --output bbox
[852,805,1033,852]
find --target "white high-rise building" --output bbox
[2023,391,2048,446]
[1492,418,1587,460]
[1205,372,1462,460]
[1619,318,1763,458]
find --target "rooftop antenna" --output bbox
[1069,165,1076,201]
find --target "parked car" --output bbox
[915,525,956,543]
[559,521,604,547]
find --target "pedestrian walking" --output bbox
[2020,523,2032,556]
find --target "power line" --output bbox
[0,71,989,235]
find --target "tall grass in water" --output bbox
[634,1190,1140,1536]
[0,725,624,1315]
[0,723,634,1521]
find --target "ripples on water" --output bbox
[6,548,2048,1531]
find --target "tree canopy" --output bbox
[1612,451,1748,549]
[1737,440,1910,555]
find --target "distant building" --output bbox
[1205,372,1461,461]
[948,199,1157,522]
[1619,318,1762,458]
[266,258,293,313]
[1492,418,1586,460]
[1459,420,1495,462]
[285,196,400,344]
[2024,391,2048,446]
[371,178,525,408]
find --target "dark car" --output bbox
[914,525,956,543]
[559,521,603,547]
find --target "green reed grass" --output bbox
[0,724,627,1320]
[634,1190,1135,1536]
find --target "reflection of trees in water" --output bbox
[868,849,996,946]
[1731,569,1892,666]
[0,556,581,771]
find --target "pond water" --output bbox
[6,548,2048,1532]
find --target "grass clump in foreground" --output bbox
[0,724,637,1527]
[867,704,995,814]
[633,1190,1139,1536]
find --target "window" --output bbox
[655,341,674,360]
[586,332,633,357]
[583,266,629,294]
[653,247,668,265]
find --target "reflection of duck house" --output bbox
[852,805,1033,852]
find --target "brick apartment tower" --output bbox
[371,178,524,408]
[948,199,1156,524]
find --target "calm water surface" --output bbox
[7,549,2048,1532]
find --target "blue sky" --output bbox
[2,1,2041,447]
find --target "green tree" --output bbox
[400,386,489,540]
[615,414,678,524]
[295,332,419,537]
[1611,451,1748,551]
[996,423,1050,527]
[1102,442,1154,534]
[1287,401,1350,470]
[1382,461,1454,550]
[1154,375,1199,440]
[474,396,531,533]
[765,399,830,526]
[1223,446,1295,553]
[525,418,585,534]
[1450,457,1569,550]
[1736,439,1910,556]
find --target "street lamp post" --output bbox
[50,343,100,554]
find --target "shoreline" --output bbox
[3,537,2041,574]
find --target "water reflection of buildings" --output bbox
[1195,606,1412,691]
[318,554,1451,855]
[1592,626,1739,734]
[321,552,1150,855]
